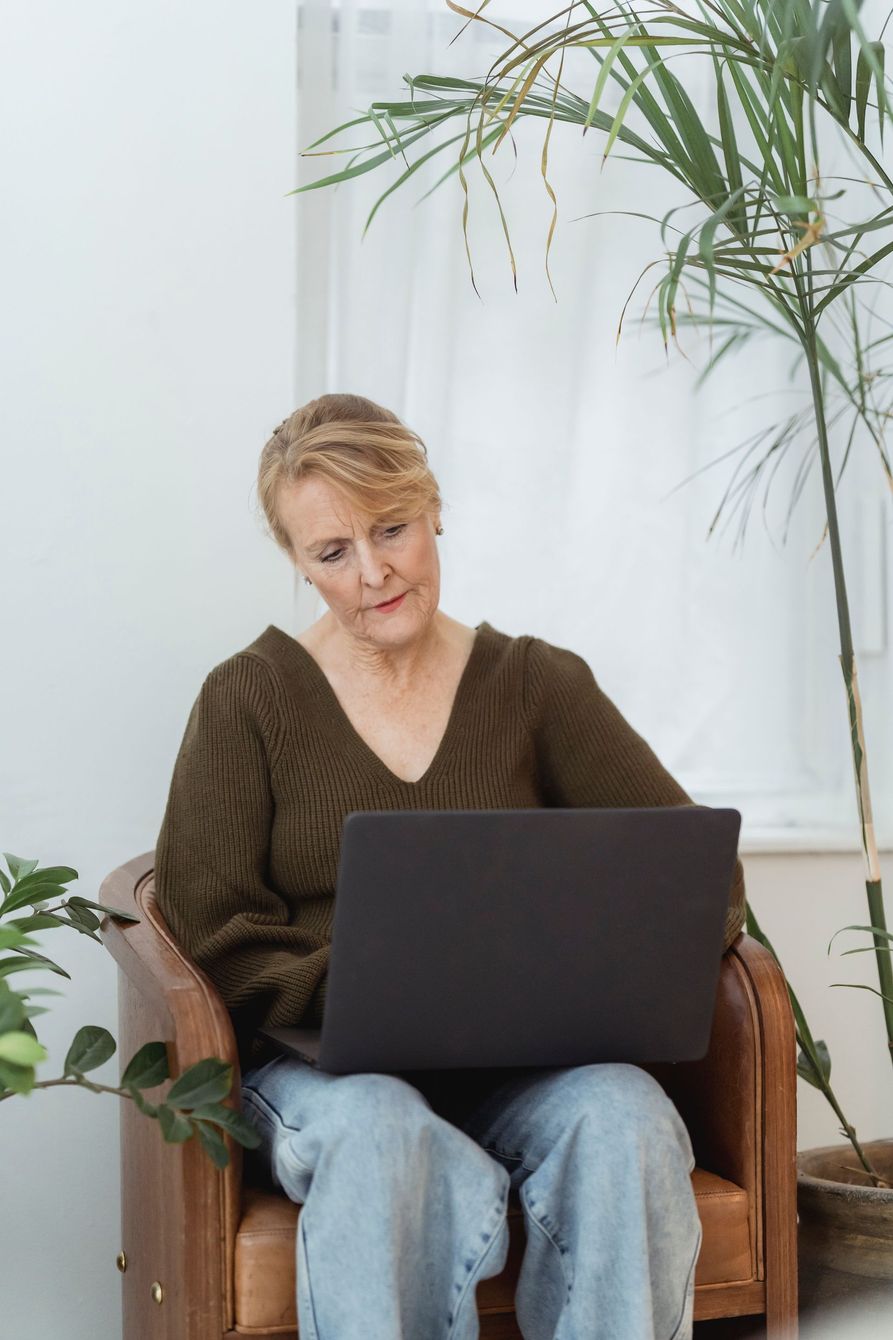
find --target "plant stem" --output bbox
[0,1076,133,1103]
[746,902,888,1185]
[798,264,893,1071]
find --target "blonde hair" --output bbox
[256,393,443,559]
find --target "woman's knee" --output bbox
[311,1072,508,1178]
[545,1062,693,1160]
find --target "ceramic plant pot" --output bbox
[797,1138,893,1319]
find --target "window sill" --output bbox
[739,824,893,855]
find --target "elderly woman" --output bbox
[155,392,746,1340]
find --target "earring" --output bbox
[304,576,312,586]
[435,525,444,535]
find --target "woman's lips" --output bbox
[374,591,407,611]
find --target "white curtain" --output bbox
[291,0,892,840]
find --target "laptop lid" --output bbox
[263,805,740,1074]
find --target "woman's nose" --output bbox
[356,542,390,585]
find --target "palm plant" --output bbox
[291,0,893,1183]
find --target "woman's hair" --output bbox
[256,393,443,559]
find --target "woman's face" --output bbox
[277,474,442,648]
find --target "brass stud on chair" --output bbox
[115,1251,127,1273]
[151,1282,164,1305]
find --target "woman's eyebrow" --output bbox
[308,534,351,551]
[308,521,392,551]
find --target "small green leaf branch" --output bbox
[0,853,259,1169]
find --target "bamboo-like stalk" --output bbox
[799,281,893,1067]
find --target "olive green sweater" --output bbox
[154,620,746,1075]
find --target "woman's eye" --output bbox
[320,526,404,564]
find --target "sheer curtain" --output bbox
[291,0,891,842]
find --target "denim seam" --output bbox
[479,1143,538,1174]
[667,1218,703,1340]
[446,1196,507,1340]
[520,1182,574,1298]
[297,1210,323,1340]
[241,1090,314,1176]
[240,1084,292,1128]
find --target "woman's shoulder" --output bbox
[482,621,594,680]
[471,622,596,725]
[190,627,302,724]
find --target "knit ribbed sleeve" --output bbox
[526,638,747,953]
[154,655,330,1061]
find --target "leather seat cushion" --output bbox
[234,1167,751,1332]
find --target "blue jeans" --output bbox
[240,1055,702,1340]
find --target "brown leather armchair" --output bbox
[100,852,798,1339]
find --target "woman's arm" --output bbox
[526,638,746,953]
[155,655,329,1041]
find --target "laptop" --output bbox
[258,805,741,1074]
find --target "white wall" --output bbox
[1,4,297,1335]
[2,4,892,1337]
[745,849,893,1150]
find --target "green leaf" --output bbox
[715,60,745,236]
[698,185,749,315]
[0,956,65,979]
[67,897,139,924]
[0,1056,34,1095]
[58,902,103,943]
[157,1103,194,1143]
[771,195,819,215]
[855,38,881,142]
[6,947,70,978]
[125,1083,159,1118]
[797,1039,831,1089]
[8,913,70,934]
[603,49,666,166]
[13,865,78,888]
[193,1119,230,1169]
[166,1058,232,1110]
[64,900,101,930]
[831,18,853,120]
[0,989,26,1034]
[191,1102,262,1149]
[827,923,893,954]
[583,27,638,133]
[0,881,69,917]
[830,982,893,1005]
[63,1026,116,1076]
[120,1041,169,1090]
[0,928,38,952]
[0,1030,48,1065]
[2,854,39,882]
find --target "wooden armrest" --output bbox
[100,853,242,1337]
[100,851,239,1074]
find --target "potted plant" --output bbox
[287,0,893,1298]
[0,850,260,1169]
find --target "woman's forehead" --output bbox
[281,477,377,544]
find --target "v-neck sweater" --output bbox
[154,620,747,1075]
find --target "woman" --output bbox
[155,392,747,1340]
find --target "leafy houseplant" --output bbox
[0,851,260,1169]
[290,0,893,1199]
